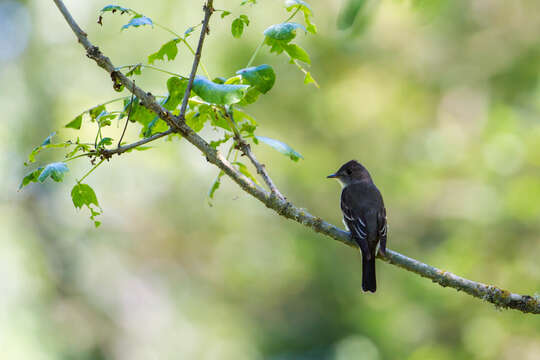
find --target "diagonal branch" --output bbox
[226,108,285,200]
[178,1,214,121]
[52,0,540,314]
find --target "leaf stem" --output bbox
[77,158,105,184]
[64,153,95,162]
[285,7,302,22]
[116,64,188,79]
[246,39,264,68]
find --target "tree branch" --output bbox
[227,109,285,200]
[52,0,540,314]
[178,1,214,121]
[102,129,174,157]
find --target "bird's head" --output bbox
[327,160,372,187]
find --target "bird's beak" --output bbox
[327,173,338,179]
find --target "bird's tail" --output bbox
[362,253,377,293]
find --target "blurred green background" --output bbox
[3,0,540,358]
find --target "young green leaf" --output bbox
[233,162,261,185]
[26,133,72,164]
[125,64,143,77]
[283,43,311,64]
[148,39,180,64]
[285,0,317,34]
[221,10,232,18]
[122,15,153,30]
[100,5,130,14]
[263,22,306,42]
[38,162,69,183]
[89,105,106,121]
[208,170,225,206]
[65,115,83,130]
[19,167,44,190]
[41,132,55,147]
[231,18,244,38]
[144,116,168,137]
[97,137,113,148]
[71,183,102,228]
[186,112,206,132]
[164,76,188,110]
[130,99,155,128]
[72,183,99,209]
[236,64,276,94]
[192,76,249,105]
[96,111,116,127]
[304,71,316,85]
[256,136,303,161]
[237,87,261,106]
[209,134,232,149]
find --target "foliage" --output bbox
[21,0,318,226]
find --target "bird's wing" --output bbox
[377,206,387,255]
[341,199,370,257]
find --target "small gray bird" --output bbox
[328,160,387,292]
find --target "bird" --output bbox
[327,160,387,292]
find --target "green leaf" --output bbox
[237,87,261,106]
[41,132,55,147]
[96,111,116,127]
[304,71,315,85]
[27,133,71,164]
[65,141,91,159]
[283,43,311,64]
[231,18,245,38]
[236,64,276,94]
[71,183,101,227]
[19,167,44,190]
[263,22,306,42]
[285,0,312,12]
[122,15,153,30]
[192,76,249,105]
[148,39,180,64]
[89,105,106,121]
[38,162,69,183]
[71,183,99,209]
[233,162,261,185]
[221,10,232,18]
[100,5,130,14]
[130,98,155,128]
[186,113,206,132]
[125,64,142,77]
[97,137,113,148]
[285,0,317,34]
[208,170,225,205]
[65,115,83,130]
[256,136,303,161]
[239,14,250,25]
[164,76,188,110]
[209,134,232,149]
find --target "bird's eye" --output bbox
[346,169,352,175]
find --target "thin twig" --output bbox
[227,108,285,200]
[102,129,173,157]
[52,0,540,314]
[178,0,214,122]
[118,82,135,147]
